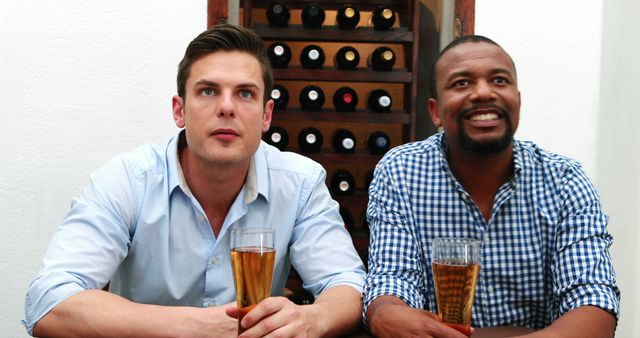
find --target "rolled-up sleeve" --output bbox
[553,164,620,319]
[23,155,137,334]
[362,157,427,321]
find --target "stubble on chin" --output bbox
[455,111,514,154]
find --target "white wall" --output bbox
[597,0,640,336]
[1,0,637,337]
[0,1,206,336]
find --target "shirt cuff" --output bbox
[23,281,86,335]
[560,283,621,319]
[362,275,425,328]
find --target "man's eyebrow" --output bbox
[236,82,260,90]
[447,70,472,80]
[445,67,514,82]
[488,67,514,76]
[193,80,260,90]
[194,79,218,87]
[444,71,472,84]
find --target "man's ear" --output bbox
[262,98,274,132]
[172,95,185,128]
[428,98,442,128]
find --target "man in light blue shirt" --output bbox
[24,24,365,337]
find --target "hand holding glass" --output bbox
[230,228,276,334]
[431,238,481,337]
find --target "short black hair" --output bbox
[429,35,514,99]
[177,24,273,103]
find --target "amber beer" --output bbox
[231,247,276,309]
[431,238,481,337]
[230,228,275,334]
[432,260,480,336]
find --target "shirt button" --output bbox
[207,302,217,307]
[200,215,206,222]
[487,286,495,293]
[210,256,220,265]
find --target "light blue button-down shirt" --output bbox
[24,131,366,334]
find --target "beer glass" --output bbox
[230,228,276,334]
[431,238,481,337]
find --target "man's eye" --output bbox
[202,88,215,96]
[493,77,510,84]
[452,79,471,87]
[239,90,253,99]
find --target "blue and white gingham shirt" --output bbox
[363,132,620,329]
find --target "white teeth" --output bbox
[470,113,498,121]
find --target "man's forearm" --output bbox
[33,289,235,337]
[522,306,616,338]
[365,295,467,338]
[472,326,534,337]
[303,285,363,338]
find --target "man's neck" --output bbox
[179,148,250,237]
[447,142,515,222]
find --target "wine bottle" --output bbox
[298,127,323,153]
[367,131,391,154]
[301,3,325,29]
[267,42,291,68]
[299,85,325,111]
[300,44,325,69]
[271,84,289,111]
[339,206,354,232]
[332,129,357,153]
[368,46,396,71]
[334,46,360,70]
[266,2,290,28]
[336,4,360,30]
[367,89,392,113]
[331,169,356,196]
[264,126,289,151]
[371,6,396,31]
[332,86,358,112]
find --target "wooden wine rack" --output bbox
[206,0,475,296]
[243,0,419,291]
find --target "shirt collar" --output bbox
[251,142,270,203]
[512,140,524,177]
[167,130,186,195]
[168,130,268,203]
[436,133,452,172]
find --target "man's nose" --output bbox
[218,90,235,117]
[470,80,496,101]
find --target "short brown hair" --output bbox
[176,24,273,103]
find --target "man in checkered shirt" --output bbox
[363,35,620,337]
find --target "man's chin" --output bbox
[460,134,513,154]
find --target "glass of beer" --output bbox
[230,228,276,334]
[431,238,481,337]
